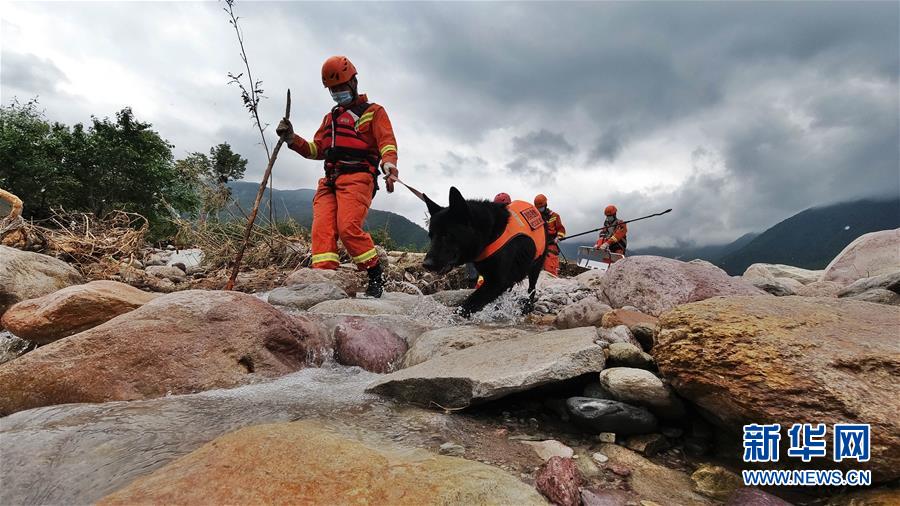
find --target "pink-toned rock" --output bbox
[535,456,582,506]
[597,256,766,316]
[1,281,158,345]
[334,316,407,373]
[822,229,900,285]
[0,290,322,416]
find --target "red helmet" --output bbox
[322,56,357,88]
[604,205,618,216]
[534,194,548,207]
[493,192,511,204]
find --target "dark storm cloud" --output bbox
[1,51,68,95]
[5,1,897,247]
[506,129,575,182]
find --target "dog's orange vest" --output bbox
[474,200,546,262]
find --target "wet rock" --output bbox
[583,381,614,400]
[796,280,843,297]
[267,282,348,310]
[99,421,547,505]
[522,439,574,461]
[844,288,900,305]
[367,327,605,408]
[596,325,642,348]
[0,281,158,345]
[822,229,900,285]
[438,442,465,456]
[402,326,532,367]
[534,456,582,506]
[598,367,685,419]
[554,296,612,329]
[838,271,900,298]
[606,342,655,370]
[566,397,658,435]
[309,297,407,316]
[725,488,792,506]
[691,464,742,501]
[655,296,900,483]
[625,433,669,456]
[597,443,714,505]
[312,314,429,351]
[334,316,407,373]
[743,264,822,285]
[0,290,322,416]
[0,246,83,317]
[145,265,187,283]
[575,269,606,289]
[430,289,474,307]
[598,255,766,316]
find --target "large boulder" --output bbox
[744,276,803,296]
[822,229,900,285]
[655,296,900,483]
[597,256,766,316]
[98,421,547,505]
[554,296,611,329]
[843,288,900,306]
[267,282,348,311]
[334,316,407,373]
[0,281,158,345]
[309,297,407,316]
[796,280,844,298]
[367,327,605,408]
[402,325,532,368]
[838,271,900,298]
[743,264,822,285]
[0,246,83,317]
[0,290,324,415]
[575,269,606,289]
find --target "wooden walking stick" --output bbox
[224,89,291,290]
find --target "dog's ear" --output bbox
[423,193,443,215]
[448,187,469,222]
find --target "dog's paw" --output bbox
[518,296,536,314]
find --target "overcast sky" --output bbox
[3,1,898,247]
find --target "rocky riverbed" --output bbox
[1,230,899,505]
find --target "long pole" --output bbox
[559,208,673,242]
[224,89,291,290]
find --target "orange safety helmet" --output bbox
[534,194,548,208]
[321,56,357,88]
[604,205,618,216]
[494,192,511,204]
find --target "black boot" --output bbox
[365,264,385,298]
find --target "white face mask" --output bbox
[538,206,547,213]
[330,89,353,106]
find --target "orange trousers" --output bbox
[311,172,379,270]
[543,251,560,276]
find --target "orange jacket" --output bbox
[597,219,627,247]
[475,201,546,262]
[543,209,566,241]
[288,94,398,167]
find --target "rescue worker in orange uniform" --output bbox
[534,194,566,276]
[596,205,627,255]
[277,56,398,298]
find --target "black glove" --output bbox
[276,118,294,142]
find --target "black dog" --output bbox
[422,187,546,317]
